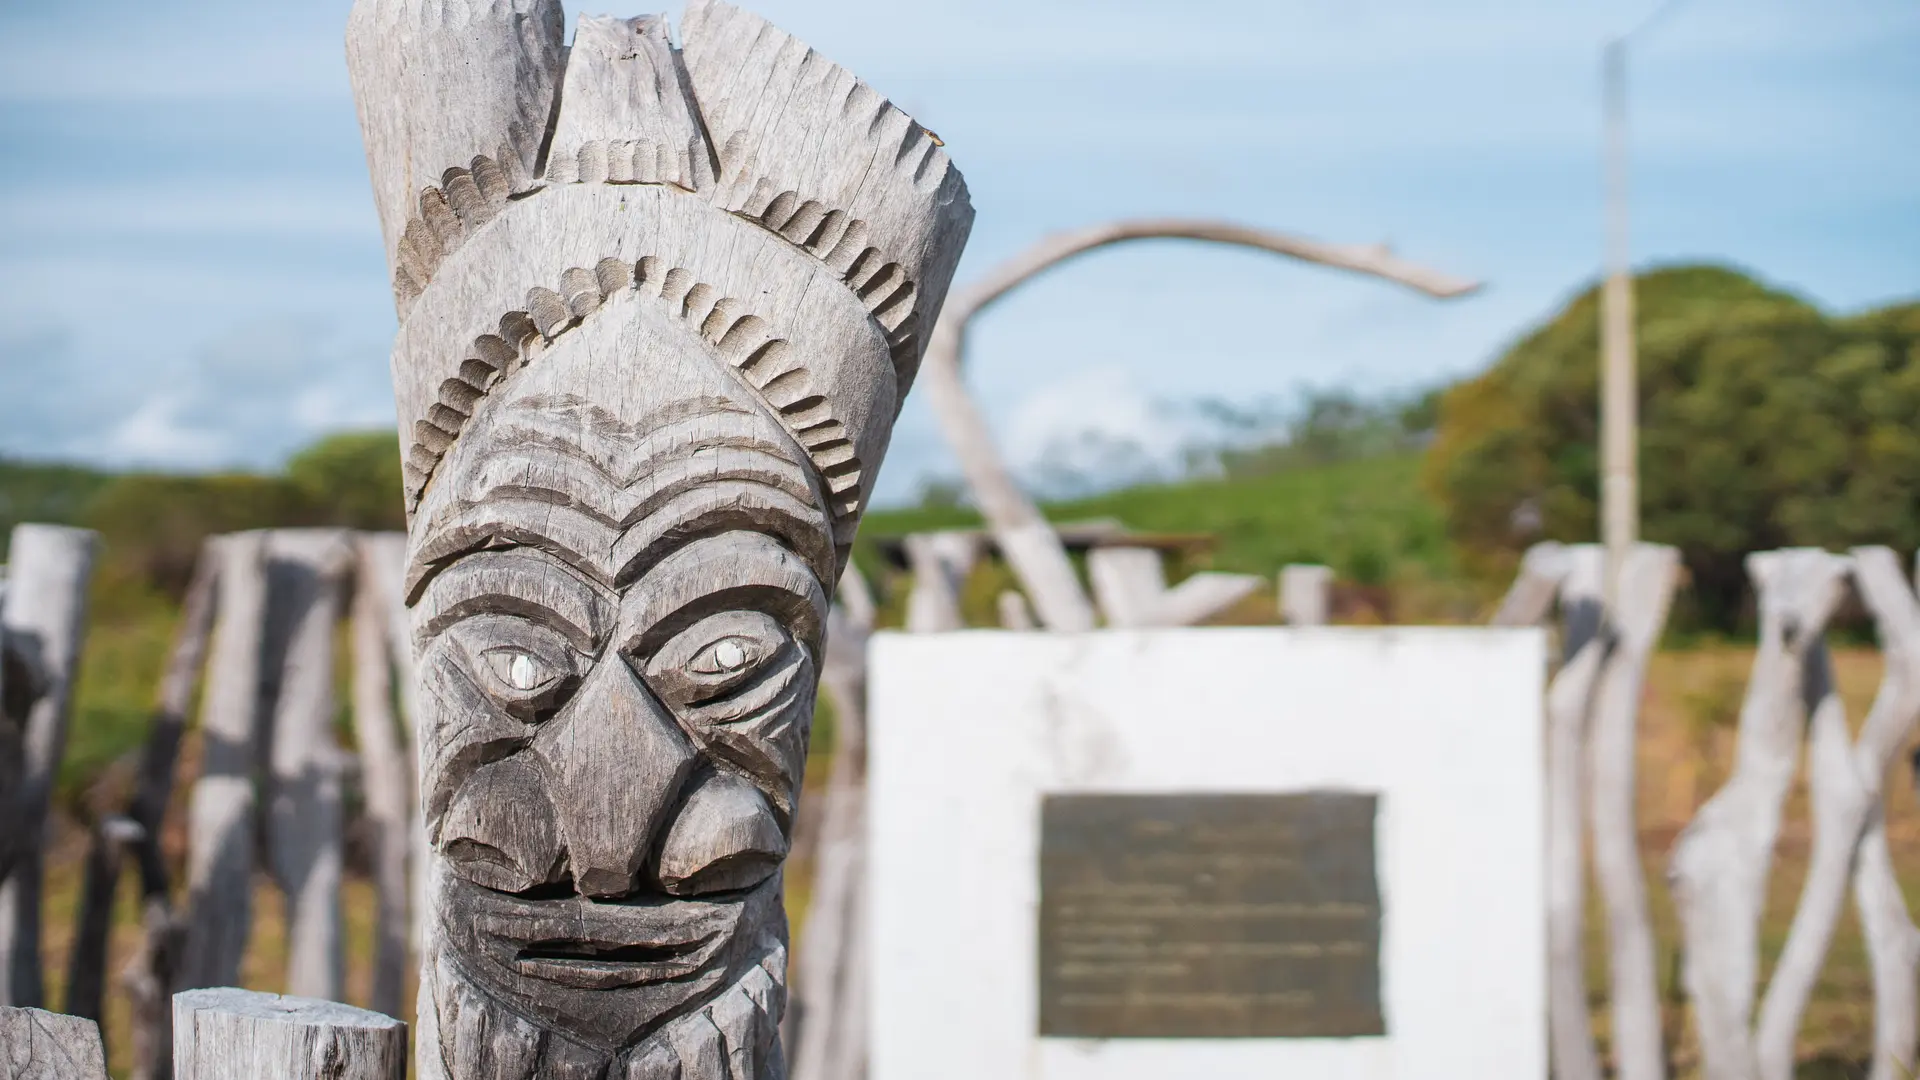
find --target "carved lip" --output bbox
[454,879,744,991]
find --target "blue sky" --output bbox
[1,0,1914,504]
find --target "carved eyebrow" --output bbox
[618,531,828,661]
[413,548,611,652]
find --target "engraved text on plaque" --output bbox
[1037,791,1384,1038]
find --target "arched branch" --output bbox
[919,220,1481,631]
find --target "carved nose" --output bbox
[531,658,697,899]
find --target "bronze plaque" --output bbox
[1038,792,1383,1039]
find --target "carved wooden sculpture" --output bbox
[345,3,972,1075]
[0,524,99,1008]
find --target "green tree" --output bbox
[285,429,407,532]
[1426,264,1920,628]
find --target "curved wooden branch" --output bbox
[920,220,1481,631]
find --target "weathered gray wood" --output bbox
[263,530,354,1003]
[1090,547,1261,628]
[345,0,566,314]
[350,535,412,1020]
[902,532,981,633]
[1588,542,1680,1080]
[347,2,971,1074]
[67,541,218,1034]
[1278,563,1334,627]
[172,988,405,1080]
[0,524,99,1008]
[1491,541,1571,627]
[1668,548,1851,1080]
[1545,547,1605,1080]
[1755,547,1920,1080]
[996,590,1036,630]
[121,896,180,1080]
[920,221,1478,634]
[178,533,271,992]
[0,1006,107,1079]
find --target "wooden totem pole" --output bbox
[346,1,971,1076]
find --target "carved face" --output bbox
[408,297,829,1052]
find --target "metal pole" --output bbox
[1600,39,1637,607]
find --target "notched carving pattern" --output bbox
[403,256,864,530]
[720,179,922,381]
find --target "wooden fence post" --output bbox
[1278,563,1334,627]
[1588,542,1681,1080]
[0,524,100,1008]
[262,531,354,1003]
[791,569,877,1080]
[346,1,973,1074]
[902,532,980,633]
[1491,541,1571,628]
[1755,547,1920,1080]
[179,533,271,992]
[172,989,404,1080]
[350,532,414,1020]
[1545,546,1605,1080]
[1,1005,108,1079]
[1669,548,1851,1080]
[65,540,219,1039]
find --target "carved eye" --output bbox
[691,636,761,676]
[642,611,790,707]
[485,648,559,693]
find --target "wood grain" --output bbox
[172,988,405,1080]
[1,1006,107,1080]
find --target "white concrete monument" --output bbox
[869,627,1545,1080]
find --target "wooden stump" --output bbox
[172,989,404,1080]
[1,1006,108,1080]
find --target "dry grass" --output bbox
[31,643,1917,1077]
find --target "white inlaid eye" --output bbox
[482,648,560,696]
[509,652,538,690]
[691,635,760,676]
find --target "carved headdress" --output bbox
[348,4,970,1077]
[352,0,973,568]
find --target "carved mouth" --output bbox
[512,933,719,989]
[447,876,750,992]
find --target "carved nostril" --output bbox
[655,770,787,896]
[531,658,697,900]
[439,756,559,894]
